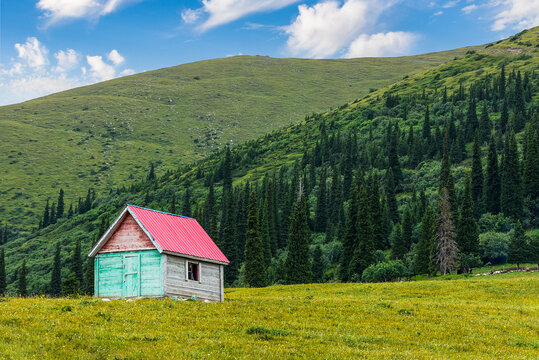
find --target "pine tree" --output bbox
[43,200,50,228]
[349,185,375,278]
[523,123,539,200]
[485,134,501,214]
[182,187,192,217]
[456,175,479,255]
[0,248,5,295]
[500,131,522,219]
[385,168,398,223]
[50,243,62,296]
[340,182,359,281]
[471,132,484,217]
[147,163,156,181]
[436,189,458,276]
[244,191,267,287]
[312,245,325,283]
[415,206,436,275]
[439,131,455,209]
[18,259,27,297]
[479,104,491,143]
[285,181,312,284]
[314,166,328,233]
[72,239,83,289]
[508,221,529,269]
[57,189,65,219]
[170,191,176,214]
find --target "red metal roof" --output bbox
[127,205,229,264]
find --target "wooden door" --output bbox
[123,254,140,297]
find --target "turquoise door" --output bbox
[123,254,140,297]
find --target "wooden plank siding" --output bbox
[164,254,223,302]
[94,250,163,298]
[100,214,156,253]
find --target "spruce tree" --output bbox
[0,248,5,295]
[523,123,539,200]
[50,203,56,224]
[349,185,374,278]
[147,163,156,181]
[391,223,405,260]
[67,204,73,218]
[43,200,50,228]
[72,239,83,288]
[415,206,436,275]
[385,168,398,223]
[479,104,491,143]
[50,243,62,296]
[182,187,192,217]
[170,191,176,214]
[314,166,328,233]
[499,99,509,133]
[471,132,484,217]
[285,182,312,284]
[312,245,324,283]
[466,97,478,140]
[436,189,458,276]
[340,182,359,281]
[18,259,27,297]
[508,221,529,270]
[85,257,94,295]
[500,131,522,219]
[388,126,402,187]
[244,191,266,287]
[485,134,501,214]
[57,189,65,219]
[439,131,455,209]
[456,176,479,256]
[422,105,431,139]
[260,197,272,266]
[368,172,384,250]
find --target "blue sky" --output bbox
[0,0,537,105]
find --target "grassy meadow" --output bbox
[0,273,537,359]
[0,48,481,229]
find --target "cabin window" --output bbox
[187,262,200,281]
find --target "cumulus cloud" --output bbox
[182,0,300,32]
[107,49,125,65]
[0,37,135,105]
[345,32,416,58]
[15,37,49,68]
[442,0,460,8]
[283,0,413,59]
[86,55,116,80]
[434,11,444,16]
[491,0,539,31]
[54,49,80,72]
[36,0,138,25]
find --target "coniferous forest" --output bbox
[0,33,538,295]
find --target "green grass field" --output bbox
[0,48,482,230]
[0,273,537,359]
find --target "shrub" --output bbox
[459,253,483,273]
[478,213,513,233]
[479,232,510,264]
[361,260,406,283]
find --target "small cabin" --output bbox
[88,205,229,302]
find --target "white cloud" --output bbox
[36,0,137,25]
[434,10,444,16]
[0,36,136,105]
[284,0,404,58]
[107,49,125,65]
[442,0,460,8]
[491,0,539,31]
[86,55,116,80]
[345,32,416,58]
[14,37,49,68]
[183,0,300,32]
[120,68,135,75]
[462,4,478,14]
[54,49,80,72]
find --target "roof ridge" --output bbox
[127,204,194,219]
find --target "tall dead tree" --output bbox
[436,188,459,275]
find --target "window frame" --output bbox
[186,261,201,282]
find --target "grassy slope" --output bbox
[0,273,537,359]
[2,28,537,293]
[0,48,481,229]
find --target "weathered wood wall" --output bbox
[100,214,155,254]
[95,250,163,298]
[164,254,223,302]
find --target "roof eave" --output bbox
[162,250,229,266]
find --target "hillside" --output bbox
[0,27,538,294]
[0,48,481,229]
[0,274,538,359]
